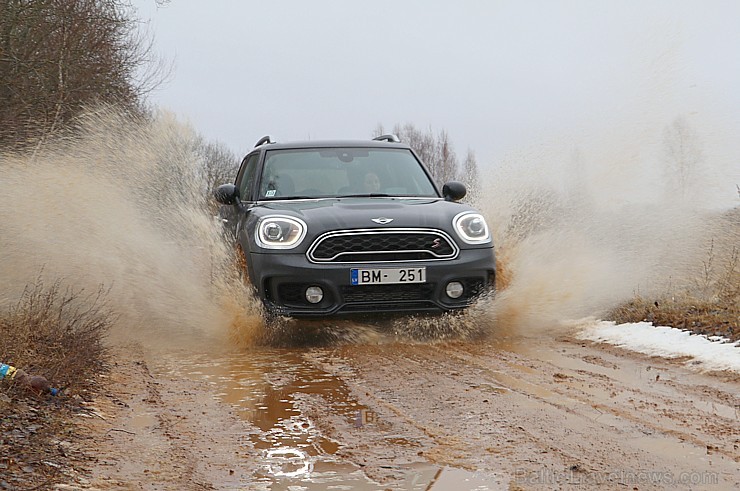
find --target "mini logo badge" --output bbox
[371,217,394,224]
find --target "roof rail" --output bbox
[372,134,400,143]
[254,135,273,147]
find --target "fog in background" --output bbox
[132,0,739,207]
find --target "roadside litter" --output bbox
[0,362,60,396]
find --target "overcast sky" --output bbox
[130,0,740,185]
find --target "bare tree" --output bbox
[375,123,462,185]
[662,115,704,200]
[461,148,480,203]
[0,0,166,146]
[194,137,239,213]
[373,122,386,139]
[436,129,458,185]
[196,137,239,199]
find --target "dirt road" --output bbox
[67,325,739,490]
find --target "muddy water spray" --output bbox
[1,108,736,346]
[470,137,738,337]
[0,108,263,347]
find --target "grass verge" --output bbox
[608,296,738,342]
[609,238,739,342]
[0,277,115,490]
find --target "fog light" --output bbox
[445,281,464,299]
[305,286,324,304]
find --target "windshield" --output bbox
[258,147,438,199]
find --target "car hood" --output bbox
[248,197,488,250]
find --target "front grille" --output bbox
[308,229,458,263]
[338,301,437,313]
[341,283,437,303]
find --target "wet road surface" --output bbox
[77,327,739,490]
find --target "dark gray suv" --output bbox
[214,135,495,317]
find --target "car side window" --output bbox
[236,154,259,201]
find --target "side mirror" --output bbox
[442,181,466,201]
[214,184,240,205]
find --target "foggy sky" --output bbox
[131,0,740,188]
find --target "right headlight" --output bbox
[255,215,307,249]
[453,212,491,244]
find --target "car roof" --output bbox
[253,139,412,152]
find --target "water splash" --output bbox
[0,107,263,348]
[470,131,738,338]
[1,106,736,348]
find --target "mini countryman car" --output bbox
[214,135,495,317]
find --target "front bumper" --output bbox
[248,248,495,317]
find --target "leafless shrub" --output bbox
[716,245,739,303]
[691,239,738,302]
[0,276,115,397]
[697,238,717,297]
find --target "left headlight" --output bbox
[255,215,307,249]
[453,212,491,244]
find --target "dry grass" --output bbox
[0,276,115,489]
[609,296,738,342]
[1,276,115,396]
[609,235,739,342]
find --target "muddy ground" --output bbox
[36,322,738,491]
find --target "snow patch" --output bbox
[577,321,740,374]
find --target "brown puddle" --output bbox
[154,347,501,490]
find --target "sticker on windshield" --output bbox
[265,190,276,197]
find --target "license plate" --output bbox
[350,267,426,285]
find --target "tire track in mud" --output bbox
[73,346,258,490]
[304,344,599,478]
[301,337,740,489]
[445,340,740,462]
